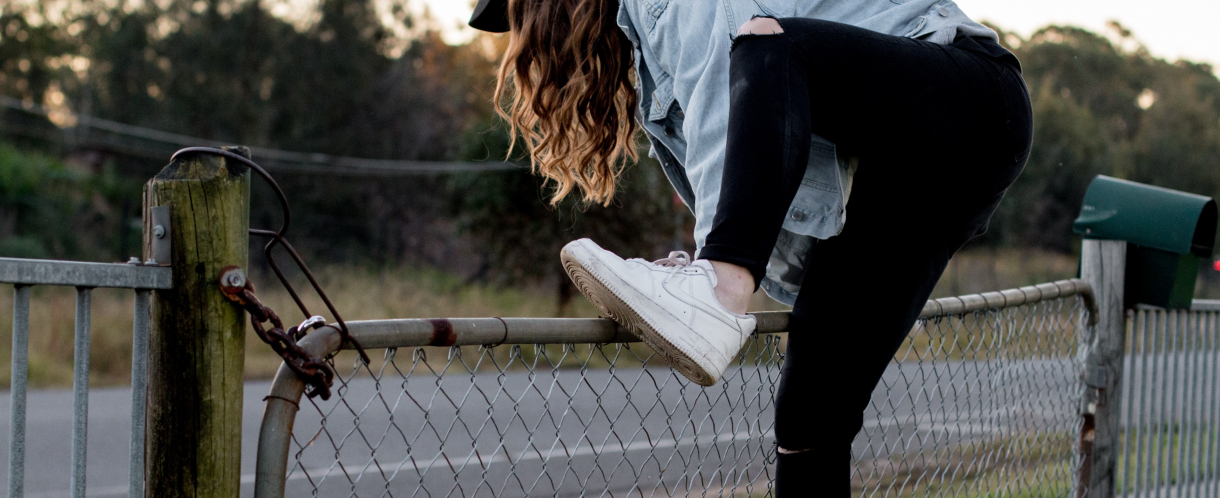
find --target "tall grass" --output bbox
[0,264,603,388]
[854,431,1078,498]
[0,247,1170,389]
[0,286,136,388]
[241,264,606,378]
[932,247,1078,298]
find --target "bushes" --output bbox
[0,143,140,261]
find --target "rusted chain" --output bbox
[218,266,336,399]
[169,146,369,399]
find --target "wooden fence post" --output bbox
[143,147,250,496]
[1079,239,1127,498]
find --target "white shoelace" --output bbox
[626,250,693,283]
[651,251,691,268]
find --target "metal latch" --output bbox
[149,206,171,266]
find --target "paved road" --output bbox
[0,381,271,497]
[4,352,1195,497]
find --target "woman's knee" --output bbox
[737,16,784,36]
[737,17,854,47]
[729,18,791,66]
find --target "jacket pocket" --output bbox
[781,136,846,239]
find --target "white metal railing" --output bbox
[1116,304,1220,496]
[0,257,171,498]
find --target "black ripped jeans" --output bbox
[696,18,1033,495]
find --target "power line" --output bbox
[0,95,526,175]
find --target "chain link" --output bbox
[219,266,336,399]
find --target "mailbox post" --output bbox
[1072,176,1218,497]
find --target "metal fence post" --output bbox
[143,147,250,496]
[8,285,29,498]
[1079,239,1128,497]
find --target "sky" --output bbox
[419,0,1220,71]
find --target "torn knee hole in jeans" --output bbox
[737,16,784,36]
[731,17,784,51]
[778,446,811,455]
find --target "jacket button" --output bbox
[938,7,949,16]
[790,211,806,222]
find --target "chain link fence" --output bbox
[855,290,1091,497]
[284,339,781,497]
[255,280,1094,497]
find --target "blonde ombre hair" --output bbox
[493,0,638,206]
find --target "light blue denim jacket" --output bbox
[616,0,999,305]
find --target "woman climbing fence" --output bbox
[471,0,1033,492]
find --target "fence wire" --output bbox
[284,337,783,497]
[1117,307,1220,497]
[855,295,1089,497]
[274,294,1090,497]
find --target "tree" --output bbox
[983,23,1220,252]
[454,118,681,312]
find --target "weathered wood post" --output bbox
[143,147,250,496]
[1078,239,1127,498]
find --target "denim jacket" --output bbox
[616,0,999,306]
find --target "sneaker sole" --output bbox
[560,242,718,386]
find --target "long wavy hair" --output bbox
[494,0,638,206]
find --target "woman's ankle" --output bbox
[708,260,754,314]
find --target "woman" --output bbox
[470,0,1032,492]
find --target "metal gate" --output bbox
[253,279,1096,497]
[0,256,171,498]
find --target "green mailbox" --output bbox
[1073,175,1217,309]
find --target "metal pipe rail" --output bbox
[0,257,171,498]
[253,278,1096,497]
[284,278,1098,352]
[918,277,1097,325]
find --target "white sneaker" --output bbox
[560,238,757,386]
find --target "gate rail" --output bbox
[1,256,171,498]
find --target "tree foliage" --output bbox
[990,23,1220,251]
[0,143,137,260]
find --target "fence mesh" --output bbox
[854,295,1089,497]
[279,295,1089,497]
[1117,308,1220,497]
